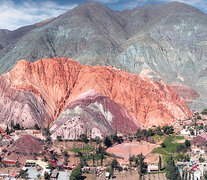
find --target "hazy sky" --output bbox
[1,0,206,30]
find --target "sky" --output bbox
[0,0,207,30]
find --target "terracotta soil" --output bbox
[106,142,159,160]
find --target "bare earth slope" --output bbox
[0,58,191,136]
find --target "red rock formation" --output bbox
[3,57,192,127]
[170,84,200,103]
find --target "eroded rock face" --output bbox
[170,84,200,104]
[0,76,50,128]
[51,90,142,139]
[0,57,192,133]
[4,57,82,120]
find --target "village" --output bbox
[0,109,206,180]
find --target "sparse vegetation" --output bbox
[201,108,207,115]
[152,136,184,161]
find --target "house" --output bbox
[147,165,159,172]
[197,163,207,177]
[51,170,59,180]
[25,159,51,176]
[181,129,190,135]
[194,169,201,180]
[106,172,110,179]
[2,159,17,166]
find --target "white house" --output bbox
[181,129,190,135]
[194,169,201,180]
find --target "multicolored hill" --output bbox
[0,57,192,137]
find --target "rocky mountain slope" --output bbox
[0,57,191,138]
[0,1,206,110]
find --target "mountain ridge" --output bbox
[0,57,192,133]
[0,1,206,110]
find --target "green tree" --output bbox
[13,123,21,130]
[199,157,205,163]
[185,154,190,162]
[205,125,207,132]
[165,156,181,180]
[104,136,112,148]
[189,129,195,135]
[182,170,185,180]
[6,125,10,135]
[11,120,14,131]
[161,143,166,148]
[37,174,41,179]
[156,126,163,136]
[57,135,62,142]
[44,171,50,180]
[197,115,201,119]
[201,109,207,115]
[137,153,145,179]
[176,144,187,153]
[110,159,119,177]
[147,128,155,136]
[80,134,89,143]
[100,148,104,166]
[129,156,133,167]
[19,170,29,179]
[185,140,191,149]
[158,155,162,171]
[70,166,82,180]
[162,126,174,135]
[204,171,207,180]
[34,123,40,130]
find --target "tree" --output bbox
[182,170,185,180]
[80,134,89,143]
[6,125,10,135]
[162,126,174,135]
[161,143,166,148]
[110,159,119,177]
[13,123,21,130]
[156,126,163,136]
[189,129,195,135]
[57,135,62,142]
[43,123,51,136]
[147,128,155,137]
[165,156,181,180]
[204,171,207,180]
[176,144,187,153]
[19,170,29,179]
[185,154,190,162]
[158,155,162,171]
[70,166,82,180]
[137,153,145,179]
[34,123,40,130]
[11,120,14,131]
[205,125,207,132]
[100,148,104,166]
[197,115,201,119]
[63,151,69,165]
[44,172,50,180]
[199,157,205,163]
[37,174,41,179]
[201,109,207,115]
[104,136,112,148]
[129,156,133,167]
[185,140,191,149]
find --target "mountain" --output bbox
[0,57,191,138]
[0,29,10,36]
[0,18,54,49]
[0,1,206,109]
